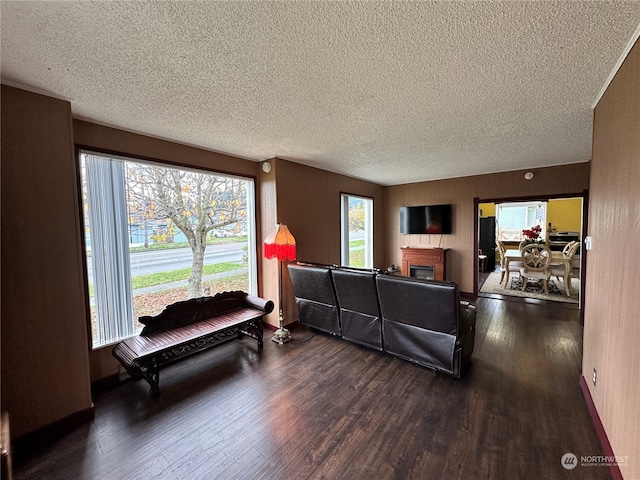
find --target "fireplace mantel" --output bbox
[401,247,448,281]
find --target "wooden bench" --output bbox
[112,291,274,396]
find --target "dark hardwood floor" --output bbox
[14,297,610,480]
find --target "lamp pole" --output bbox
[263,223,296,345]
[272,260,291,344]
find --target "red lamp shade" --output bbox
[264,224,296,261]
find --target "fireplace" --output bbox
[401,247,448,281]
[410,265,435,280]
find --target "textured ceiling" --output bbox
[2,1,639,185]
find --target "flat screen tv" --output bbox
[400,204,452,234]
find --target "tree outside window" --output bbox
[80,151,256,348]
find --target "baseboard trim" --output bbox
[12,406,95,461]
[579,375,623,480]
[91,372,123,394]
[265,321,300,332]
[460,291,475,301]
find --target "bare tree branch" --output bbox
[127,163,247,297]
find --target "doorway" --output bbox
[474,193,587,310]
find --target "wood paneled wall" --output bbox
[267,158,386,327]
[1,86,93,438]
[74,120,259,178]
[385,164,590,293]
[584,38,639,480]
[258,159,280,328]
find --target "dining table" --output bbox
[503,248,572,295]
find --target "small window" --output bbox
[341,194,373,268]
[496,201,546,242]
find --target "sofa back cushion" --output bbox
[331,267,382,350]
[288,263,341,335]
[376,275,459,335]
[331,268,381,317]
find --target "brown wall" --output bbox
[265,158,386,326]
[74,120,259,178]
[385,164,590,293]
[1,86,93,438]
[583,39,639,479]
[258,159,280,328]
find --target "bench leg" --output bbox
[149,369,160,397]
[257,326,263,350]
[142,358,160,397]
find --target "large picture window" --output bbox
[496,201,547,241]
[341,194,373,268]
[79,151,257,348]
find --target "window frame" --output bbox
[78,149,258,349]
[496,201,547,242]
[340,193,374,268]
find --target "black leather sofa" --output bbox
[287,262,475,378]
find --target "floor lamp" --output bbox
[263,224,296,345]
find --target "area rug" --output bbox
[479,271,579,304]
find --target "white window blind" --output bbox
[85,155,135,345]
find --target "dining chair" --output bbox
[519,243,552,293]
[478,249,488,272]
[496,240,523,286]
[549,241,580,295]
